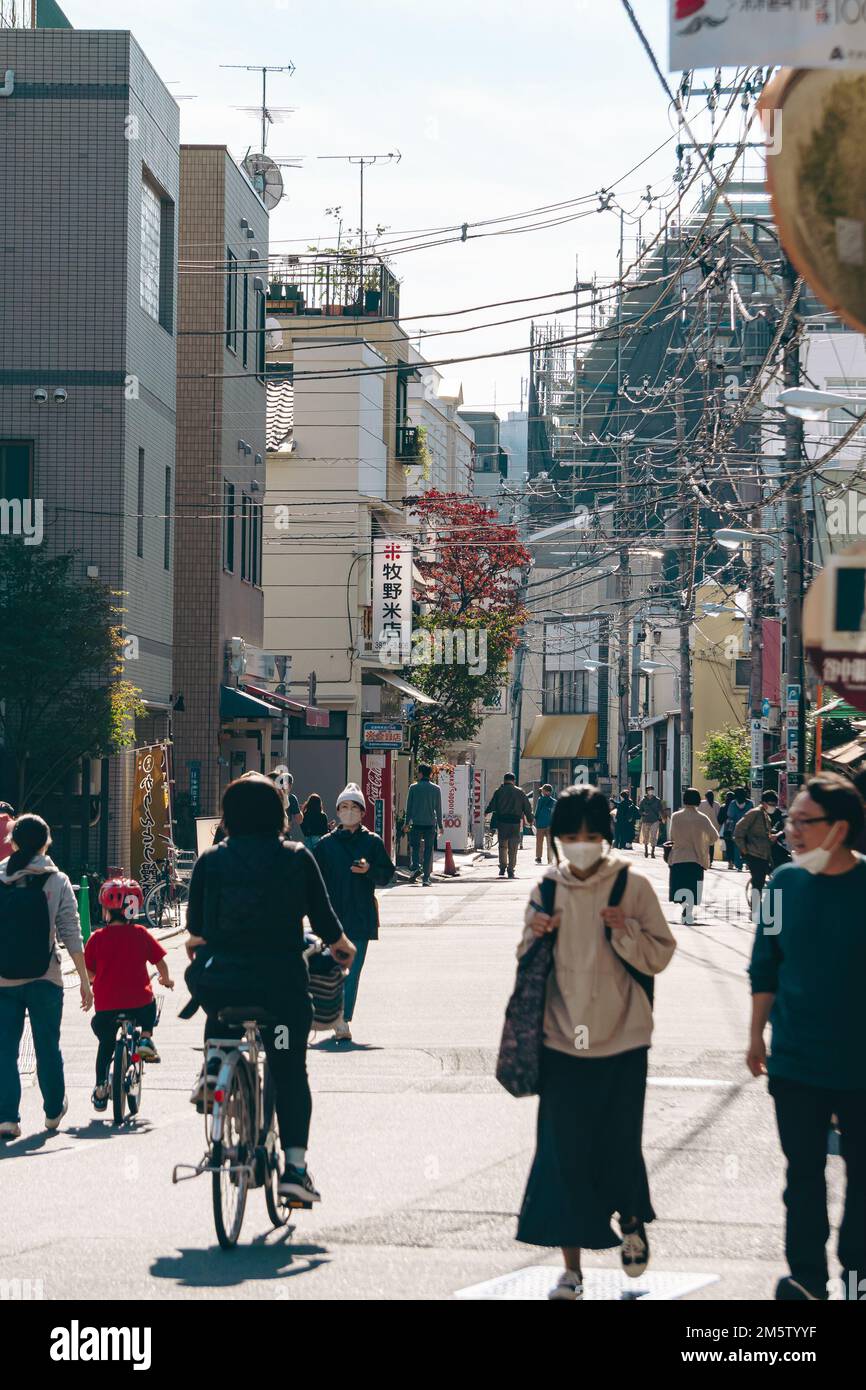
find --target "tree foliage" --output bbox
[0,544,144,807]
[697,724,751,790]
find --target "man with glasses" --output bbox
[748,773,866,1301]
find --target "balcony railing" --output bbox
[396,425,420,460]
[267,254,400,320]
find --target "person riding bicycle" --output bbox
[183,773,356,1205]
[85,877,174,1111]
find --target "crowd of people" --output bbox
[1,764,864,1303]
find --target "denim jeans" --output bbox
[409,824,436,879]
[342,938,369,1023]
[0,981,65,1124]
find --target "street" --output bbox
[0,847,844,1301]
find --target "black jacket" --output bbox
[486,783,533,826]
[313,825,395,942]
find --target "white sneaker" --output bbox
[0,1121,22,1140]
[332,1019,352,1042]
[45,1096,68,1131]
[549,1269,583,1300]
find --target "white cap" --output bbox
[336,783,366,811]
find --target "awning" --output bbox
[523,714,599,760]
[375,671,439,707]
[823,738,866,767]
[242,682,305,715]
[220,684,279,720]
[814,697,862,720]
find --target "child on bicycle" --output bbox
[85,877,174,1111]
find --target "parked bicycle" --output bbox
[143,847,194,932]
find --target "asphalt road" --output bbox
[0,845,846,1301]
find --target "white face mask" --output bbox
[338,805,364,828]
[558,840,606,871]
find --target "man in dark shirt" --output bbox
[486,773,533,879]
[748,773,866,1302]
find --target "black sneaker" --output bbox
[278,1165,321,1204]
[620,1219,649,1277]
[498,868,506,877]
[775,1276,826,1302]
[409,869,421,883]
[92,1085,109,1112]
[507,869,515,879]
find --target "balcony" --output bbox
[267,253,400,320]
[396,424,420,461]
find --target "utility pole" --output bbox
[674,379,693,802]
[781,256,806,798]
[617,437,632,793]
[748,523,766,804]
[318,152,401,307]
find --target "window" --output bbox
[252,502,262,586]
[255,285,266,377]
[734,658,750,689]
[163,466,171,570]
[543,669,590,715]
[136,449,145,558]
[396,369,408,429]
[241,493,250,580]
[825,378,866,441]
[0,440,33,501]
[226,248,238,352]
[242,271,249,369]
[140,173,174,332]
[223,480,235,572]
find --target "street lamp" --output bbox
[714,527,776,550]
[777,386,864,421]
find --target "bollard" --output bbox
[77,882,92,943]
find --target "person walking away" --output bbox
[668,789,719,924]
[534,784,556,864]
[718,791,735,868]
[184,774,356,1204]
[725,788,753,871]
[86,878,174,1109]
[0,815,92,1140]
[0,804,15,863]
[735,790,780,912]
[300,793,329,851]
[698,790,716,863]
[637,785,664,859]
[405,764,443,886]
[613,791,634,850]
[516,785,676,1299]
[486,773,533,879]
[269,769,302,838]
[748,773,866,1301]
[314,784,395,1042]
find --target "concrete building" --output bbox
[0,27,179,872]
[405,359,475,496]
[457,409,508,514]
[171,146,273,829]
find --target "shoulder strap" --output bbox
[539,875,557,916]
[606,865,629,907]
[602,867,655,1007]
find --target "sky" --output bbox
[60,0,707,413]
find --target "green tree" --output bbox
[0,544,144,807]
[697,725,751,790]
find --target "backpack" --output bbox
[0,873,55,980]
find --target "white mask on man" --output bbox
[338,805,364,828]
[557,840,606,872]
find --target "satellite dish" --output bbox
[242,153,284,211]
[265,316,284,351]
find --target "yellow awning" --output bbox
[522,714,599,760]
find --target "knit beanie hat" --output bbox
[336,783,366,811]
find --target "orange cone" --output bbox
[443,840,460,876]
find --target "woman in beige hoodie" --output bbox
[515,785,676,1300]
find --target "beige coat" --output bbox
[668,807,719,869]
[518,855,677,1059]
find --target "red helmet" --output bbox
[98,877,144,921]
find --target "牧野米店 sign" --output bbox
[670,2,866,72]
[372,537,413,661]
[362,721,404,751]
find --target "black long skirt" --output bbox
[669,860,704,905]
[516,1045,655,1250]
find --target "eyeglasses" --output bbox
[783,815,829,829]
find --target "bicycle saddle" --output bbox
[216,1005,277,1026]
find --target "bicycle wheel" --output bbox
[111,1038,128,1124]
[143,882,168,931]
[212,1059,254,1249]
[126,1037,142,1117]
[262,1065,290,1229]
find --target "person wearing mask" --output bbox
[300,793,329,851]
[515,785,676,1300]
[613,791,634,851]
[405,764,444,886]
[314,784,395,1042]
[534,785,556,864]
[486,773,534,879]
[0,804,15,863]
[748,774,866,1302]
[725,788,753,872]
[698,790,716,863]
[184,774,355,1204]
[667,789,720,924]
[637,785,664,859]
[0,815,91,1140]
[735,789,781,906]
[718,791,736,869]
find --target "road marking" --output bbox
[455,1266,720,1300]
[649,1077,738,1089]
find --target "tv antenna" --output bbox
[317,152,401,294]
[221,62,296,157]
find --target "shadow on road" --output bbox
[150,1238,330,1289]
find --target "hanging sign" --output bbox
[670,2,866,72]
[372,537,413,663]
[804,540,866,711]
[130,744,173,892]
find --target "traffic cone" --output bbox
[443,840,460,876]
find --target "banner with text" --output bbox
[670,2,866,72]
[372,537,413,662]
[130,744,173,892]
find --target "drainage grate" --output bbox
[455,1266,719,1301]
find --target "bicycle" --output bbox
[106,985,164,1125]
[143,847,193,932]
[172,942,323,1249]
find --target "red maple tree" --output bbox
[411,490,531,621]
